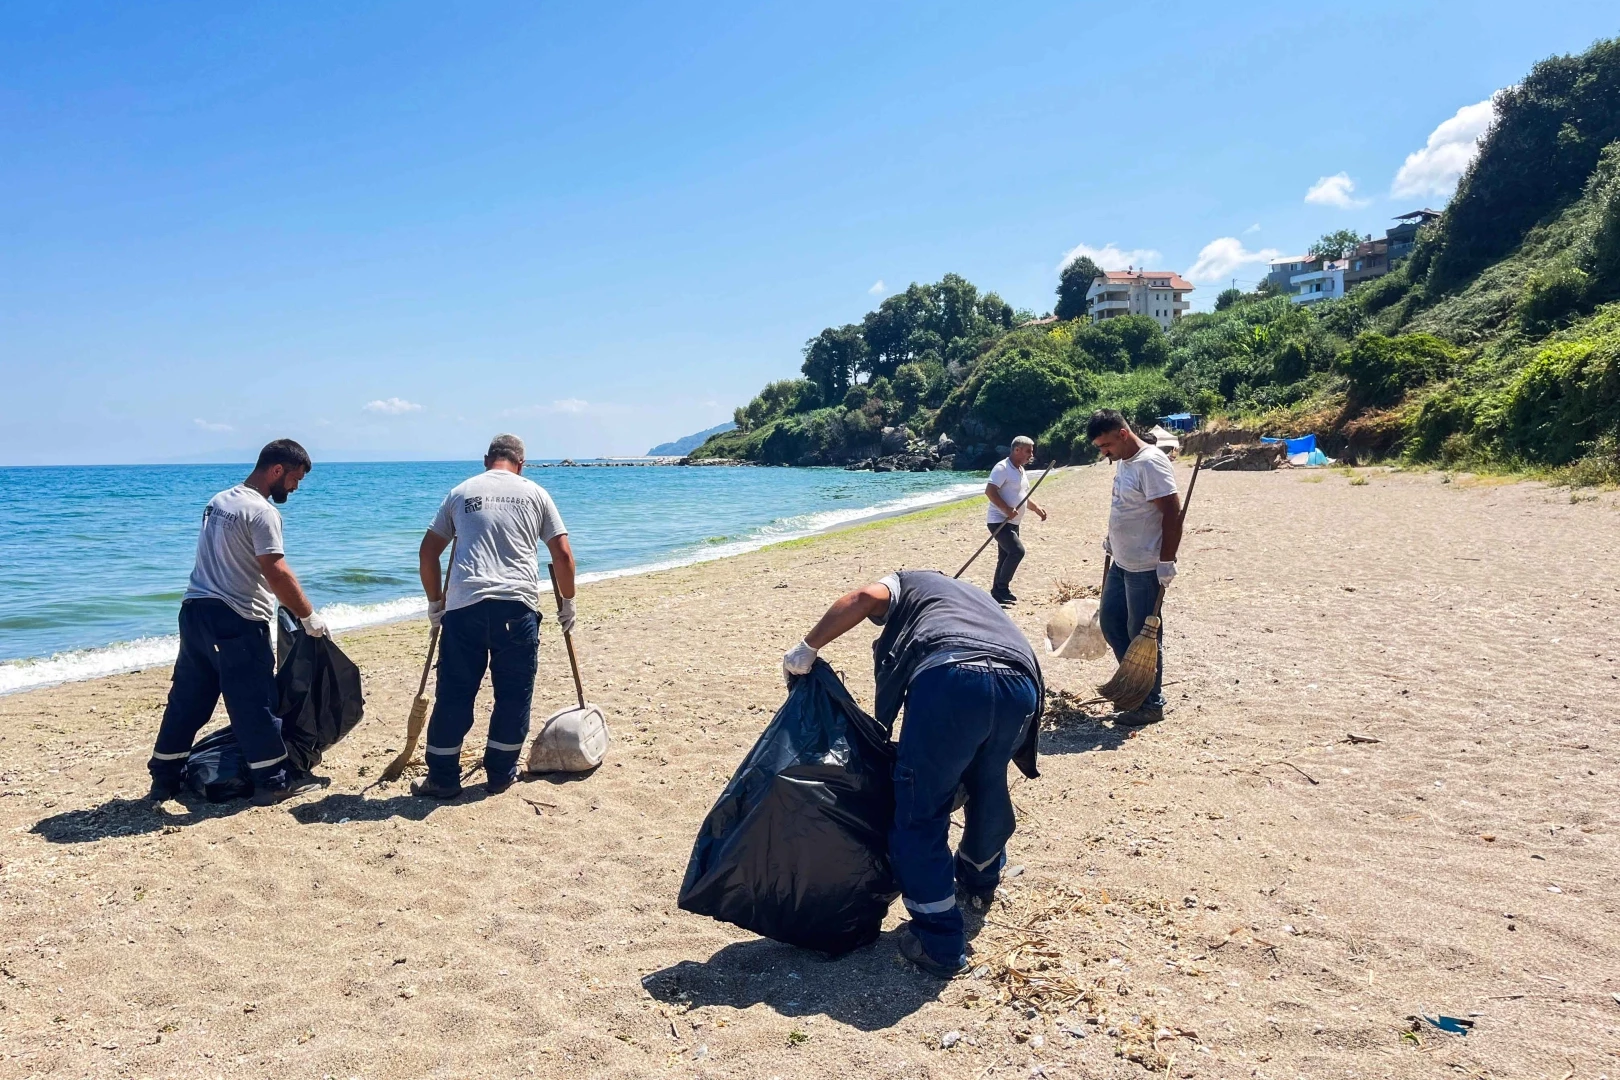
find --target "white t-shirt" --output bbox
[985,458,1029,525]
[1107,444,1179,571]
[183,484,286,624]
[429,470,568,612]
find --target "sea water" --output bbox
[0,462,985,693]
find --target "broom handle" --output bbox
[953,462,1054,579]
[548,563,587,710]
[414,536,458,698]
[1149,454,1203,620]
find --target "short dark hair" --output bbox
[1086,409,1129,442]
[255,439,312,473]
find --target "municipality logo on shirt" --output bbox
[464,497,484,513]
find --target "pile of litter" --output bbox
[958,881,1196,1070]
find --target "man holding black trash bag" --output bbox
[146,438,329,805]
[782,571,1043,977]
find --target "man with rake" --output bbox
[1088,409,1182,727]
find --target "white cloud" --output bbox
[363,397,423,415]
[1185,237,1282,285]
[1059,242,1162,272]
[868,279,886,295]
[193,418,233,433]
[1244,222,1262,235]
[1304,172,1369,209]
[551,398,589,414]
[1391,96,1497,200]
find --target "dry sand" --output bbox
[2,463,1618,1079]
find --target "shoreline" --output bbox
[0,476,994,697]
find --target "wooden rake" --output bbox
[1093,454,1202,712]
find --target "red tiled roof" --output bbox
[1093,270,1194,291]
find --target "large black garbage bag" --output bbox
[273,608,366,772]
[184,727,253,803]
[677,660,898,955]
[184,611,366,798]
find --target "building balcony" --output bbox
[1091,298,1132,312]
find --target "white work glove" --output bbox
[1102,535,1113,557]
[427,599,445,629]
[1157,560,1177,587]
[300,611,329,638]
[782,639,818,683]
[556,595,577,636]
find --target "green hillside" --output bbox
[698,36,1620,482]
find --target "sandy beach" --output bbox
[3,462,1618,1079]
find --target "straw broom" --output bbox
[380,538,456,782]
[1094,455,1202,712]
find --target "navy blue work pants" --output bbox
[424,599,539,788]
[890,661,1039,967]
[1099,563,1166,709]
[149,599,290,790]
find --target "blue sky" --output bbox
[2,2,1614,464]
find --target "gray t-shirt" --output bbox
[429,470,568,612]
[183,484,286,624]
[1107,444,1178,571]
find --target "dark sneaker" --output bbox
[898,926,968,978]
[410,778,462,800]
[958,885,997,912]
[1112,706,1165,727]
[991,590,1016,606]
[252,772,326,805]
[147,777,183,803]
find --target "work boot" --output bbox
[991,589,1016,606]
[898,926,968,979]
[1112,706,1165,727]
[485,769,518,796]
[410,778,462,800]
[252,772,326,806]
[147,777,183,803]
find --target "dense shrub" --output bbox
[1336,333,1460,410]
[1518,264,1591,332]
[1498,334,1620,463]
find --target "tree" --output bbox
[893,362,930,416]
[801,325,865,406]
[1308,229,1366,261]
[1215,287,1244,311]
[1055,255,1104,321]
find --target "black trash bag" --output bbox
[677,659,898,955]
[184,727,253,803]
[273,607,366,772]
[183,610,366,799]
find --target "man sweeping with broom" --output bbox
[1088,409,1182,727]
[411,434,577,799]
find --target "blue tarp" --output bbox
[1157,413,1199,433]
[1262,434,1317,455]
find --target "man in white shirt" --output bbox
[983,436,1047,605]
[147,439,329,804]
[413,434,577,798]
[1088,409,1181,726]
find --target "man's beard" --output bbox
[267,480,291,504]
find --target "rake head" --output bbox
[1095,614,1161,712]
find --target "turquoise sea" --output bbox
[0,462,984,693]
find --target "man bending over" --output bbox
[782,571,1043,977]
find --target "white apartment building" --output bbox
[1289,260,1347,305]
[1086,269,1194,330]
